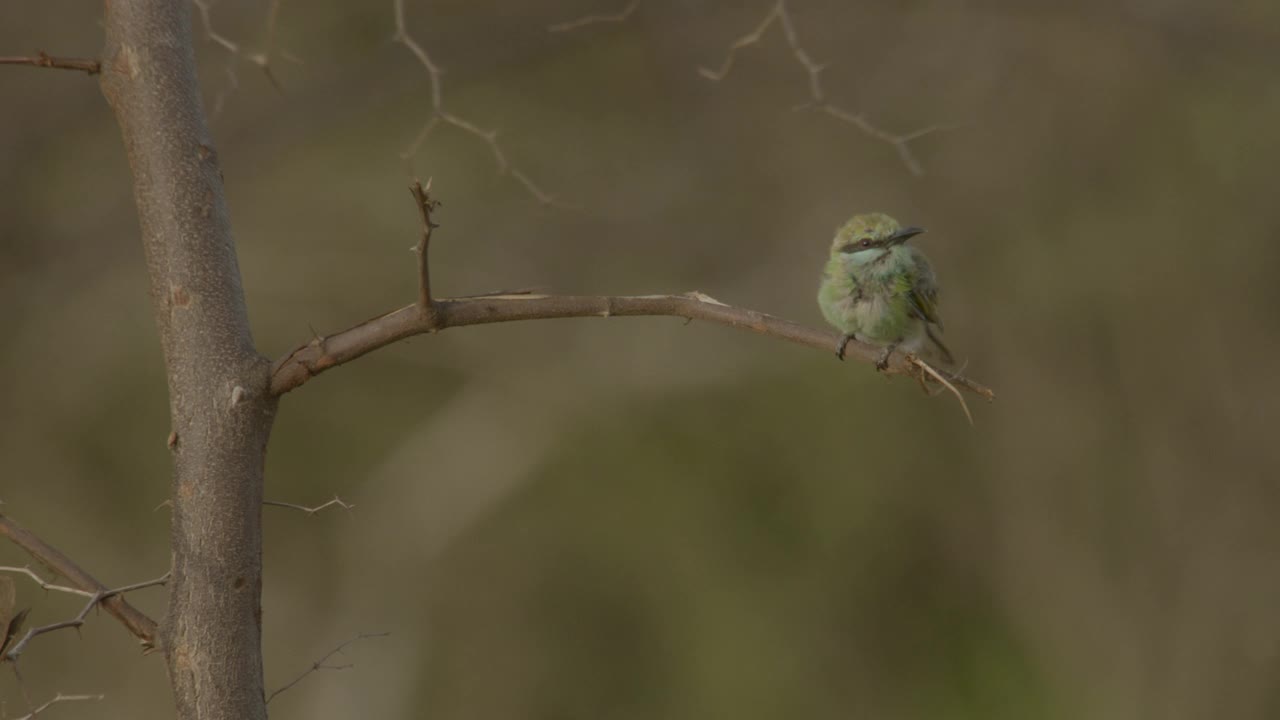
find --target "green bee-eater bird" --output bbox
[818,212,954,369]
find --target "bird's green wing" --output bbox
[900,249,944,330]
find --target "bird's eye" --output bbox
[859,238,872,247]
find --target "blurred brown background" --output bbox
[3,0,1279,718]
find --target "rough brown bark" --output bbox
[99,2,274,719]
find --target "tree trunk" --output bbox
[99,2,274,718]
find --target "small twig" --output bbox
[0,567,94,599]
[697,1,797,85]
[0,53,100,75]
[0,514,161,651]
[698,0,949,175]
[193,0,295,116]
[263,496,355,515]
[266,632,389,704]
[548,0,642,32]
[409,179,440,311]
[818,106,957,176]
[2,572,170,662]
[909,355,974,425]
[392,0,568,206]
[12,693,104,720]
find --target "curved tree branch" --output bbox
[0,514,160,651]
[270,182,994,402]
[270,293,994,399]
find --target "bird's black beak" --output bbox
[886,226,925,246]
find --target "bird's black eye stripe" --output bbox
[839,242,858,253]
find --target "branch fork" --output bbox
[0,514,162,652]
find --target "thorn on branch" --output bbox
[0,53,101,75]
[266,631,389,704]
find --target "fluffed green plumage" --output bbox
[817,212,954,368]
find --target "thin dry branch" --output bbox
[263,496,355,515]
[193,0,294,116]
[0,568,95,599]
[0,514,161,651]
[265,632,389,704]
[697,0,949,175]
[0,53,100,75]
[2,572,170,662]
[392,0,570,207]
[909,355,972,425]
[271,184,994,408]
[12,693,103,720]
[548,0,642,32]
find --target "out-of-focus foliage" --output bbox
[2,1,1278,718]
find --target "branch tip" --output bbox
[409,180,441,310]
[266,631,390,703]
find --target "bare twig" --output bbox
[392,0,570,207]
[909,355,973,425]
[548,0,642,32]
[698,0,949,175]
[193,0,295,116]
[265,632,389,704]
[1,570,169,661]
[409,179,440,310]
[263,496,355,515]
[0,567,95,599]
[0,53,100,75]
[0,515,161,651]
[12,693,103,720]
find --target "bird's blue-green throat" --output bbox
[817,212,954,369]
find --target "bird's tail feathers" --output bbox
[925,325,955,366]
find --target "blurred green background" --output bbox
[3,0,1279,718]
